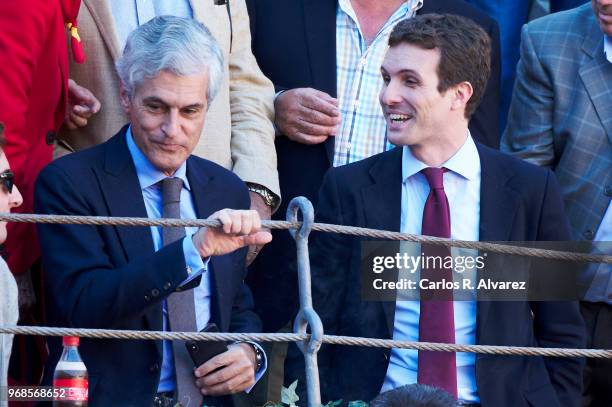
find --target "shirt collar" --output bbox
[126,126,191,191]
[605,35,612,63]
[402,131,480,182]
[338,0,423,27]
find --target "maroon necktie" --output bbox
[417,167,457,398]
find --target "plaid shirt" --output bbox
[334,0,422,167]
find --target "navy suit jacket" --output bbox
[290,145,585,406]
[34,128,262,406]
[245,0,502,332]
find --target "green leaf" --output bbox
[347,401,368,407]
[281,380,300,407]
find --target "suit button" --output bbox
[144,294,151,302]
[46,131,56,145]
[151,289,160,297]
[163,282,171,291]
[605,185,612,197]
[149,363,159,373]
[583,230,595,240]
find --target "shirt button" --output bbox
[583,230,595,240]
[151,289,160,298]
[46,131,56,145]
[604,185,612,197]
[187,266,192,275]
[163,282,172,291]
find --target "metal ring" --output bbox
[286,196,315,240]
[293,307,324,355]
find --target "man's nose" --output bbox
[10,184,23,209]
[162,109,180,137]
[380,80,402,106]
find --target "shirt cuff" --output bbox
[240,341,267,393]
[273,90,287,136]
[179,235,210,287]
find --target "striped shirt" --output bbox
[334,0,422,166]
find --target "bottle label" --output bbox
[54,361,86,371]
[53,379,88,401]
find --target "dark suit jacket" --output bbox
[34,128,262,406]
[245,0,502,332]
[291,145,585,406]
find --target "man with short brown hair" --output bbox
[304,14,584,406]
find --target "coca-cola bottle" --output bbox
[53,336,88,406]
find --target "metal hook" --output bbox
[286,197,323,407]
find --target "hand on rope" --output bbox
[191,209,272,258]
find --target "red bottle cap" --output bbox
[63,336,80,346]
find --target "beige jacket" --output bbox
[58,0,280,197]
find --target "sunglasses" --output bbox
[0,170,14,194]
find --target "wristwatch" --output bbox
[248,343,264,372]
[247,183,279,208]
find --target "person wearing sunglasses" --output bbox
[0,122,24,407]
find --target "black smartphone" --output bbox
[185,323,228,367]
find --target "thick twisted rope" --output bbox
[0,326,609,359]
[0,213,609,264]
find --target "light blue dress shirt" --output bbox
[381,134,481,403]
[110,0,193,51]
[126,128,210,392]
[126,128,266,394]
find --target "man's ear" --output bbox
[450,81,473,114]
[119,83,132,114]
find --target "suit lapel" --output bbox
[92,128,162,352]
[478,145,517,243]
[579,22,612,146]
[302,0,337,163]
[361,148,403,337]
[94,128,155,262]
[475,144,518,344]
[82,0,122,61]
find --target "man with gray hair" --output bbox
[57,0,279,268]
[35,16,270,407]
